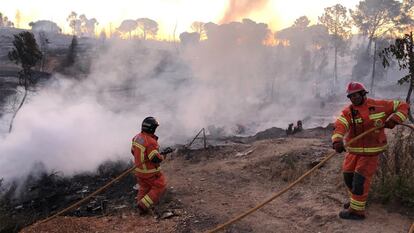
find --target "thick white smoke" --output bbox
[0,78,137,179]
[0,19,339,180]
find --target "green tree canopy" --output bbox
[351,0,403,50]
[7,31,42,133]
[319,4,351,90]
[8,31,42,77]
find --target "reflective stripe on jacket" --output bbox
[131,132,164,178]
[332,98,409,155]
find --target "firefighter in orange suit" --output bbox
[131,116,166,215]
[332,82,409,220]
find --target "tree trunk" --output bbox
[334,44,338,91]
[406,77,414,123]
[9,86,28,133]
[366,26,377,54]
[367,37,373,54]
[370,40,377,96]
[407,32,414,123]
[41,50,47,72]
[40,56,44,72]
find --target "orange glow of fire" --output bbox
[263,36,290,47]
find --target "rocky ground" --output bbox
[14,127,414,233]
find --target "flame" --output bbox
[263,36,290,47]
[263,35,277,47]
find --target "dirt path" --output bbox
[23,137,413,233]
[166,138,413,233]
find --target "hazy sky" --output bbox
[2,0,362,37]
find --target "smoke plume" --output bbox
[220,0,269,24]
[0,19,340,181]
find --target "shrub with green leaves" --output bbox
[372,127,414,209]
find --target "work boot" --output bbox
[133,202,149,216]
[339,209,365,220]
[343,202,350,209]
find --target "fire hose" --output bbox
[206,123,414,233]
[36,166,136,225]
[35,148,173,225]
[34,124,414,227]
[401,122,414,131]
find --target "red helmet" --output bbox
[346,81,368,96]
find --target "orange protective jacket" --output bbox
[332,98,409,155]
[131,132,164,178]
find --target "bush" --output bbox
[371,127,414,209]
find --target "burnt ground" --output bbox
[2,126,412,233]
[0,160,137,232]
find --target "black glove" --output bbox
[333,141,345,153]
[384,119,398,129]
[160,147,173,155]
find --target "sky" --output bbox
[2,0,362,38]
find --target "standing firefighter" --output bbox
[332,82,409,220]
[131,116,166,215]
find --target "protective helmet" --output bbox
[346,81,368,96]
[141,116,159,134]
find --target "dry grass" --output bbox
[372,127,414,209]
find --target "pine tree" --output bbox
[8,31,42,132]
[319,4,351,91]
[66,35,78,67]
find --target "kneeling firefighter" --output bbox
[131,116,170,215]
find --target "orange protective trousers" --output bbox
[136,173,166,210]
[342,153,379,212]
